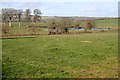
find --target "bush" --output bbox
[2,23,9,34]
[85,19,96,32]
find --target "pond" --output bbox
[69,28,111,31]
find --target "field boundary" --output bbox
[1,36,35,39]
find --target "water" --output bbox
[69,28,110,31]
[92,28,110,30]
[69,28,85,30]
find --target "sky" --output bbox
[0,1,119,17]
[0,0,119,2]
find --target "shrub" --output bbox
[85,19,96,32]
[2,23,9,34]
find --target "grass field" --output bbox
[1,18,118,78]
[2,31,118,78]
[1,18,118,35]
[96,18,118,28]
[4,18,118,28]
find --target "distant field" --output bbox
[2,31,118,78]
[1,18,118,35]
[96,18,118,28]
[5,18,118,28]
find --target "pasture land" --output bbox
[9,18,118,28]
[2,31,118,78]
[96,18,118,28]
[1,18,118,78]
[1,18,118,35]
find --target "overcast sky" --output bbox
[0,1,119,17]
[0,0,119,2]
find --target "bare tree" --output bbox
[7,8,17,27]
[60,17,73,33]
[48,17,73,35]
[74,20,81,28]
[2,9,9,23]
[2,8,17,27]
[33,9,42,23]
[31,9,41,33]
[17,9,23,27]
[2,9,8,33]
[1,8,16,33]
[48,18,58,34]
[85,19,96,32]
[24,9,31,27]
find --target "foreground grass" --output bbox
[2,32,118,78]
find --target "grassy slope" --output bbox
[2,32,118,78]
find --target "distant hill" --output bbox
[0,13,118,22]
[41,16,118,22]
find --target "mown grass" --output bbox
[2,31,118,78]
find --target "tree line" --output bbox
[2,8,42,33]
[1,8,96,34]
[48,18,96,35]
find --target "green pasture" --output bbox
[7,18,119,28]
[1,18,118,35]
[96,18,118,28]
[2,32,118,78]
[1,18,118,78]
